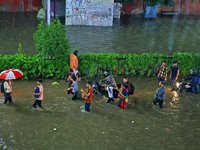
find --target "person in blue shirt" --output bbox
[170,61,179,86]
[185,69,199,94]
[153,81,166,108]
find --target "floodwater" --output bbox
[0,77,200,149]
[1,12,200,55]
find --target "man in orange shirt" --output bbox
[81,81,93,112]
[70,50,78,76]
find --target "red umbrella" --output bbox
[0,69,23,80]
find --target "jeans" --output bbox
[85,102,91,112]
[171,78,176,85]
[4,92,12,104]
[190,82,197,94]
[153,98,164,108]
[33,100,43,108]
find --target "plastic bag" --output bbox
[37,8,46,21]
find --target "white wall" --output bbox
[65,0,114,26]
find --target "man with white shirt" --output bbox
[3,79,13,104]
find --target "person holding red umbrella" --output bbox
[0,69,23,104]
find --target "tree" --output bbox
[33,18,71,59]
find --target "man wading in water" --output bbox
[153,81,166,108]
[158,61,168,84]
[101,71,116,103]
[170,61,179,86]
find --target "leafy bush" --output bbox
[0,52,199,79]
[33,18,71,59]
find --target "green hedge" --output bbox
[0,52,200,79]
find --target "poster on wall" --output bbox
[87,4,113,26]
[144,4,158,18]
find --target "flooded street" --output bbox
[0,77,200,149]
[1,12,200,55]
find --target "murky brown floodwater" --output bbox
[1,12,200,55]
[0,77,200,149]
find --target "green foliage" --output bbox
[33,18,71,59]
[122,0,135,4]
[0,52,199,79]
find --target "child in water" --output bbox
[81,81,93,112]
[34,86,40,98]
[33,79,44,109]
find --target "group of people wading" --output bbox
[1,51,199,111]
[67,50,135,112]
[154,60,200,108]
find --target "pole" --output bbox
[54,0,56,19]
[47,0,51,26]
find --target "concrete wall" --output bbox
[65,0,114,26]
[0,0,42,12]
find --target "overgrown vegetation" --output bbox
[122,0,175,6]
[33,18,71,59]
[0,50,199,79]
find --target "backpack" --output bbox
[128,83,134,95]
[34,86,40,98]
[1,81,7,93]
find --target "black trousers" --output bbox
[153,98,164,108]
[72,91,78,100]
[106,97,114,103]
[4,92,12,104]
[33,100,43,108]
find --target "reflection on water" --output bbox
[1,12,200,55]
[0,77,200,149]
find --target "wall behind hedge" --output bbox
[0,52,200,79]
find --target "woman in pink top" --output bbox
[33,79,44,109]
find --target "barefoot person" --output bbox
[33,79,44,109]
[81,81,93,112]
